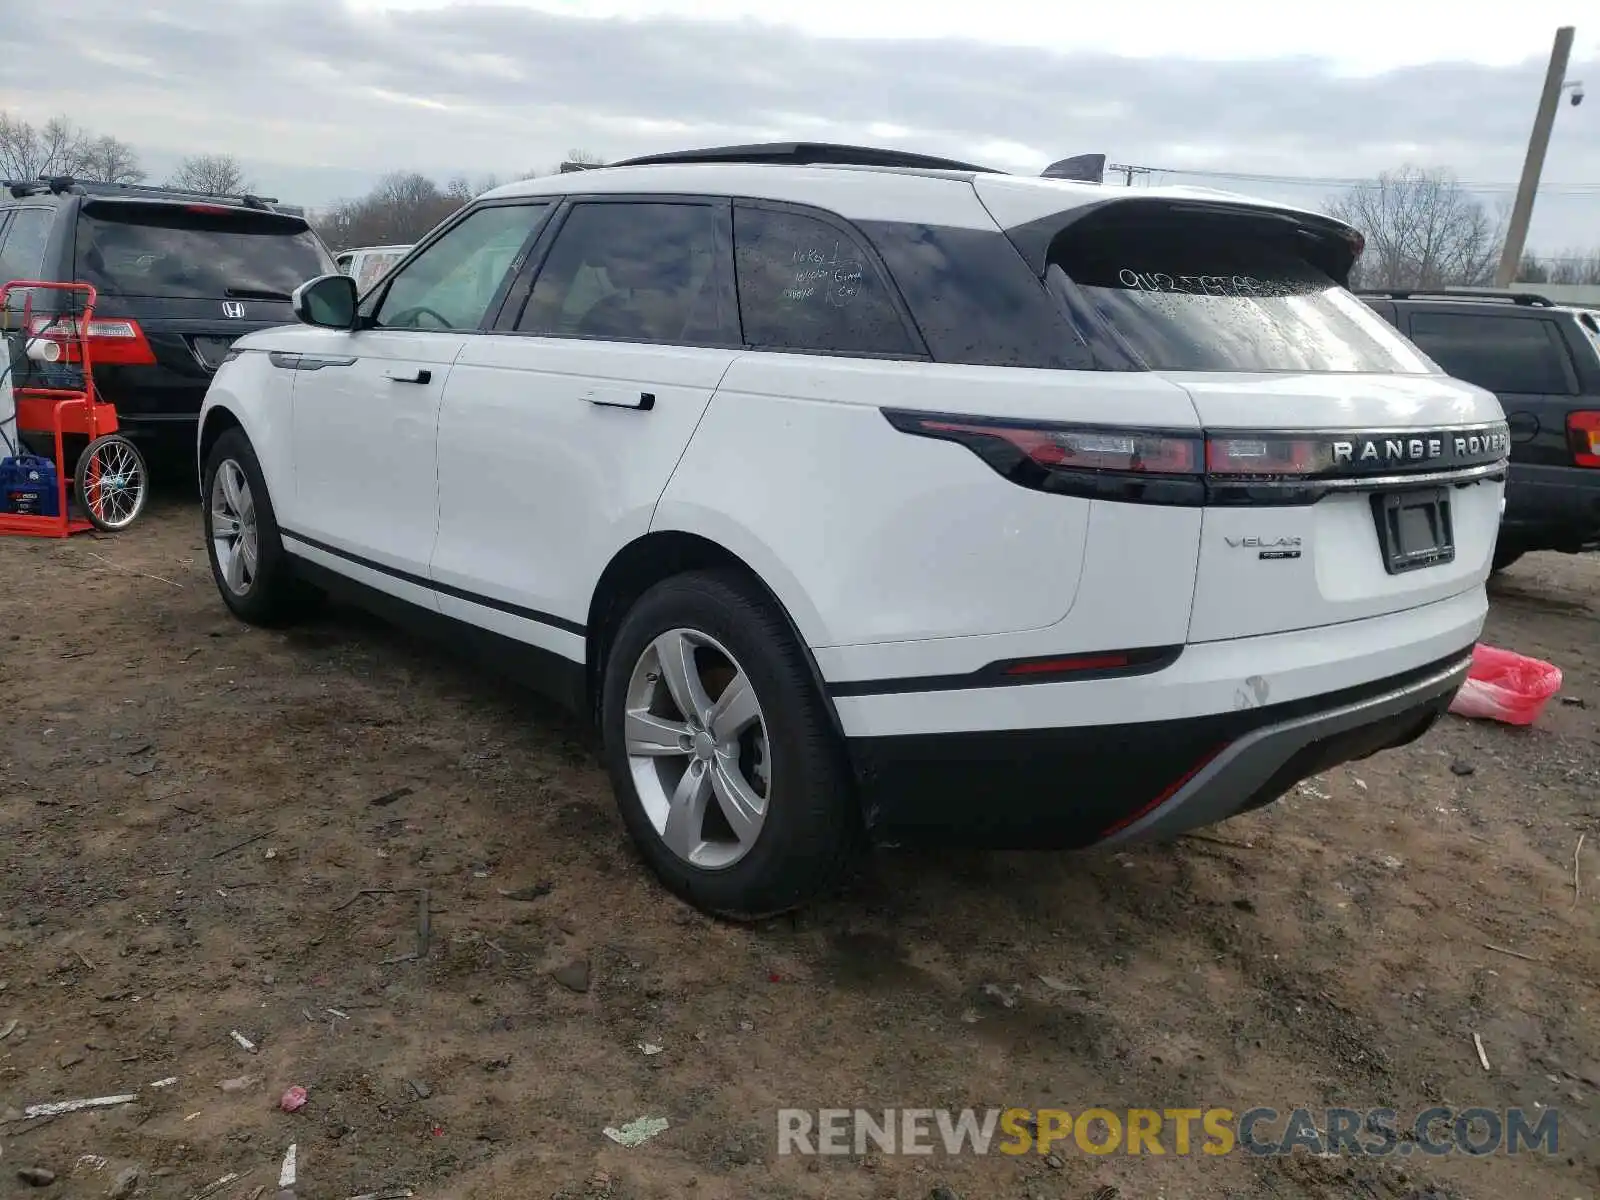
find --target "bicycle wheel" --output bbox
[76,433,149,532]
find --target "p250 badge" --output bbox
[1225,535,1303,560]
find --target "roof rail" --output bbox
[608,142,1002,173]
[1358,288,1556,308]
[3,176,283,207]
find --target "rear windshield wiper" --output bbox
[225,287,292,301]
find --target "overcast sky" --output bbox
[2,0,1596,254]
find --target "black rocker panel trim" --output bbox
[278,527,587,637]
[289,555,588,714]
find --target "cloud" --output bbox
[1,0,1595,247]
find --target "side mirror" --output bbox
[292,274,358,330]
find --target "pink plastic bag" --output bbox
[1448,644,1562,726]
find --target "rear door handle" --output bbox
[586,389,655,411]
[386,368,431,384]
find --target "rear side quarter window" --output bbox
[732,205,921,358]
[0,208,57,285]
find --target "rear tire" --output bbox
[202,428,321,626]
[600,570,861,919]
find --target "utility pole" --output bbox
[1104,162,1152,187]
[1495,26,1576,287]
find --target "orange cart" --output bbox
[0,279,148,537]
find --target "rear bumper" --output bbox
[1501,462,1600,553]
[93,365,209,432]
[850,652,1469,849]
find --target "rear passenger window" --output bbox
[733,206,917,357]
[518,202,732,345]
[1407,313,1574,395]
[0,208,55,285]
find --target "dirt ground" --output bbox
[1,491,1596,1200]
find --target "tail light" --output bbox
[1568,412,1600,468]
[882,411,1205,505]
[27,315,157,366]
[885,411,1510,507]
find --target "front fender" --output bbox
[198,349,294,512]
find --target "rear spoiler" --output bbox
[1001,195,1366,286]
[79,195,310,224]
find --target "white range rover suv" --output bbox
[197,142,1509,918]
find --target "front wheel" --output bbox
[202,428,321,626]
[600,570,861,919]
[75,433,148,531]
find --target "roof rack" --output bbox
[4,176,282,208]
[608,142,1002,173]
[1358,288,1556,308]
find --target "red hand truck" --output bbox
[0,279,149,537]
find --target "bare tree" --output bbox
[524,148,607,178]
[444,174,501,204]
[168,153,252,195]
[0,112,91,180]
[312,171,464,249]
[1521,248,1600,286]
[1326,167,1503,290]
[78,135,146,185]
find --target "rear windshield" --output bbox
[1048,214,1435,374]
[75,202,333,299]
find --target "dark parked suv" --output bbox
[1,177,334,450]
[1361,290,1600,570]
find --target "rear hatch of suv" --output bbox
[976,180,1509,643]
[67,198,332,425]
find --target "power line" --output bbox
[1103,162,1154,186]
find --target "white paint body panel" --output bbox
[284,327,466,583]
[1166,370,1507,643]
[832,587,1488,738]
[969,172,1315,229]
[199,162,1499,760]
[432,335,741,629]
[654,354,1204,648]
[483,164,991,227]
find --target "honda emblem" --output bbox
[222,301,246,319]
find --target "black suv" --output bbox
[1,177,335,450]
[1361,290,1600,570]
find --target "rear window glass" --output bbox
[1407,312,1574,394]
[1049,217,1435,374]
[75,203,333,299]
